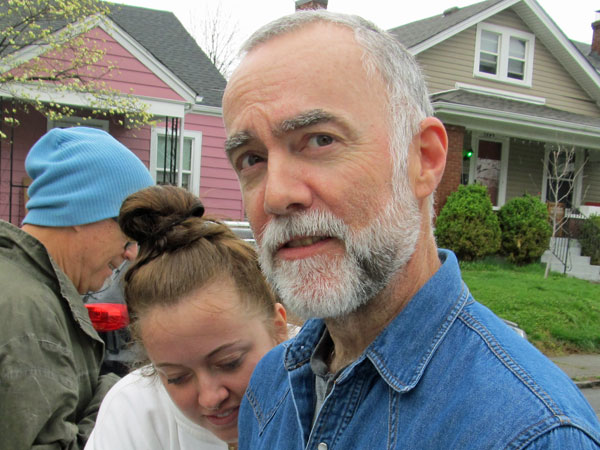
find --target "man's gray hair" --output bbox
[240,10,434,185]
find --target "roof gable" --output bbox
[107,4,226,108]
[0,2,226,108]
[389,0,504,49]
[388,0,600,104]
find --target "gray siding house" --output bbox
[389,0,600,218]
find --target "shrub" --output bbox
[498,195,552,265]
[435,184,501,261]
[579,214,600,265]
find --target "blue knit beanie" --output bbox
[23,127,154,226]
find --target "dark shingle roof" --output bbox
[388,0,504,48]
[432,90,600,127]
[0,2,226,107]
[108,3,226,108]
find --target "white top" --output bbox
[85,368,228,450]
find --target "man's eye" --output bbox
[308,134,334,147]
[239,153,265,170]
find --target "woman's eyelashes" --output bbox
[216,355,244,372]
[164,353,246,385]
[166,373,191,385]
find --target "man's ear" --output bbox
[412,117,448,200]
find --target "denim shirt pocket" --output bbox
[246,383,291,435]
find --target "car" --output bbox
[82,260,138,376]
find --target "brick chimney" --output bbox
[592,10,600,55]
[295,0,328,11]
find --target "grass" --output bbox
[460,256,600,356]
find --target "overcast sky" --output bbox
[108,0,598,51]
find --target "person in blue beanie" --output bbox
[222,11,600,449]
[0,127,154,449]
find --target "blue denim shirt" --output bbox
[239,250,600,449]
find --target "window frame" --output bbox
[474,23,535,87]
[150,127,203,194]
[541,145,584,209]
[48,117,109,131]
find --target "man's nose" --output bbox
[263,153,312,216]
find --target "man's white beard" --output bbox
[256,186,422,320]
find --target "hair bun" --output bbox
[118,185,204,246]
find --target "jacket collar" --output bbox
[284,250,468,393]
[0,221,102,343]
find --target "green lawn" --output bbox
[460,257,600,355]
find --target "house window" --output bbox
[474,23,534,86]
[542,147,584,209]
[150,128,202,194]
[156,134,193,189]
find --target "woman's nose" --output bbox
[197,375,229,411]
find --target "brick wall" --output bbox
[592,20,600,55]
[435,124,464,217]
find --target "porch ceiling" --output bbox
[432,90,600,150]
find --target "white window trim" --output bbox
[474,23,535,87]
[48,117,109,131]
[150,127,203,194]
[541,145,584,208]
[469,132,510,208]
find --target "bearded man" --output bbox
[222,10,600,449]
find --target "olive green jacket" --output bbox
[0,221,118,449]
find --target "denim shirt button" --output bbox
[318,443,328,450]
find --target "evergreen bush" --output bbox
[435,184,501,261]
[498,195,552,265]
[579,214,600,265]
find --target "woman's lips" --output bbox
[204,406,239,427]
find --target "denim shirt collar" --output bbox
[284,249,468,393]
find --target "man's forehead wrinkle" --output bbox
[275,110,335,135]
[224,131,252,153]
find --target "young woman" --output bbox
[85,186,288,450]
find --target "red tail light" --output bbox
[85,303,130,332]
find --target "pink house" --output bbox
[0,3,244,226]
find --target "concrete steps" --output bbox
[541,238,600,282]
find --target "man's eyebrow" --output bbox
[224,131,252,155]
[224,109,345,157]
[276,109,335,134]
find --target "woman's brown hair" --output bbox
[118,185,278,338]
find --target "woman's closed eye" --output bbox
[166,373,191,385]
[215,355,245,372]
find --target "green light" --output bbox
[463,149,473,159]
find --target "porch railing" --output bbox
[549,234,571,274]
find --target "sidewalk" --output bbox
[551,354,600,389]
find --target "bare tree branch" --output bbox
[185,4,240,79]
[544,144,588,278]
